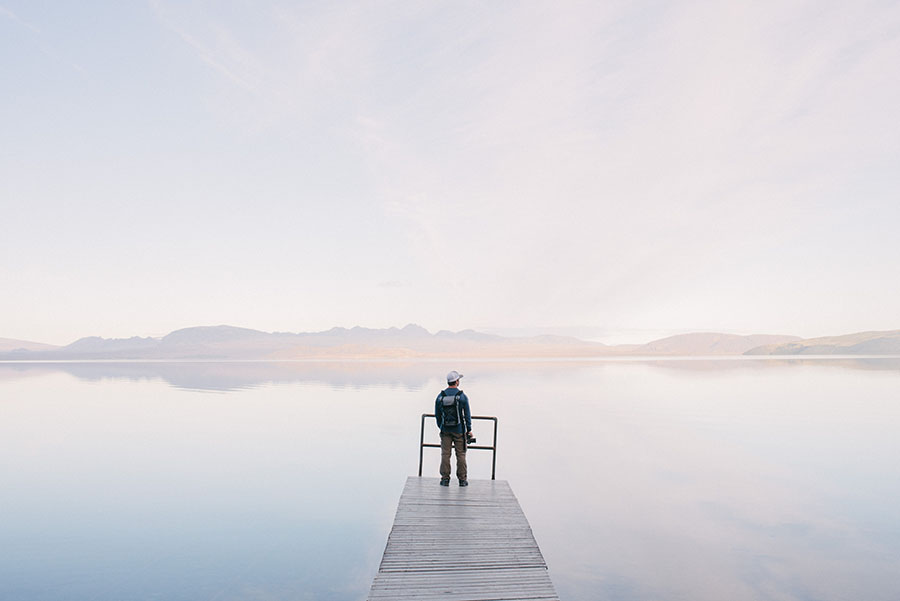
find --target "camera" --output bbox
[466,433,476,445]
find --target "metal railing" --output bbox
[418,414,499,480]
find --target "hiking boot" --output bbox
[440,479,450,486]
[459,480,469,487]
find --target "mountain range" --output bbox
[1,325,898,360]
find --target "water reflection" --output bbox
[1,356,899,391]
[1,359,899,601]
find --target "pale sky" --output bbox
[2,1,899,345]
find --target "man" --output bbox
[435,370,473,487]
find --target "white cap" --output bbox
[446,370,463,383]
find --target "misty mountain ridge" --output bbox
[32,324,590,359]
[65,336,158,353]
[1,326,898,360]
[3,324,595,360]
[745,330,900,355]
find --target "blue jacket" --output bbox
[435,387,471,434]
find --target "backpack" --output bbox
[439,390,462,428]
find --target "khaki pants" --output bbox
[440,431,467,481]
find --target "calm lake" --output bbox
[1,358,899,600]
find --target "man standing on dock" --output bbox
[435,370,473,487]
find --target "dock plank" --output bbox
[368,477,559,601]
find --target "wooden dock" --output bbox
[368,476,559,601]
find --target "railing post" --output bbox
[418,413,426,477]
[491,417,498,480]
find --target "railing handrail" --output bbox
[418,413,498,480]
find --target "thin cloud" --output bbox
[0,4,40,34]
[148,0,378,131]
[148,0,256,93]
[1,4,85,72]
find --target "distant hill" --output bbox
[0,337,60,353]
[634,333,801,355]
[65,336,158,353]
[745,330,900,355]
